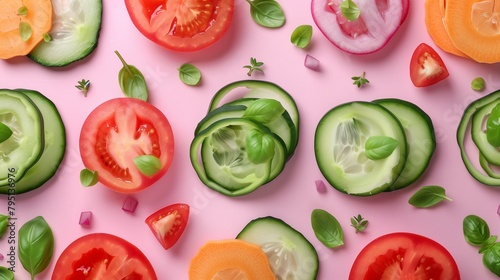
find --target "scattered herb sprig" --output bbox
[408,186,452,208]
[350,214,368,233]
[243,57,264,76]
[178,63,201,86]
[247,0,285,28]
[115,50,149,101]
[75,79,91,97]
[352,71,369,88]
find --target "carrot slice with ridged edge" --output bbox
[425,0,468,58]
[0,0,53,59]
[444,0,500,63]
[188,239,275,280]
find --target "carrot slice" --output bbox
[425,0,468,58]
[444,0,500,63]
[0,0,53,59]
[188,239,275,280]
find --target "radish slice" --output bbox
[79,211,92,227]
[305,54,320,70]
[122,196,138,213]
[311,0,406,54]
[315,179,327,193]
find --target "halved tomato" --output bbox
[145,203,190,250]
[51,233,157,279]
[79,98,174,193]
[349,232,461,279]
[124,0,234,52]
[410,43,450,87]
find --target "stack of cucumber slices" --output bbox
[0,89,66,194]
[190,80,299,196]
[315,99,436,196]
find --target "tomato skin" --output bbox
[124,0,234,52]
[79,98,174,193]
[410,43,450,87]
[349,232,461,280]
[145,203,190,250]
[51,233,157,279]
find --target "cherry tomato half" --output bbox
[51,233,157,279]
[79,98,174,193]
[410,43,450,87]
[349,232,461,280]
[124,0,234,52]
[145,203,190,250]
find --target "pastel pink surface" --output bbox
[1,1,500,280]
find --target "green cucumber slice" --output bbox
[236,216,319,280]
[471,99,500,165]
[479,153,500,179]
[0,89,44,186]
[28,0,103,67]
[314,101,407,196]
[373,99,436,190]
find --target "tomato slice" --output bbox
[410,43,450,87]
[51,233,157,279]
[79,98,174,193]
[124,0,234,52]
[349,232,461,280]
[145,203,190,250]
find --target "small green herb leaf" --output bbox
[463,215,491,247]
[291,25,313,48]
[19,22,32,42]
[479,235,498,253]
[482,242,500,277]
[350,214,368,233]
[311,209,344,248]
[471,77,486,91]
[75,79,90,97]
[247,0,285,28]
[80,168,98,187]
[365,136,398,160]
[178,63,201,86]
[115,50,149,101]
[340,0,361,21]
[242,99,285,124]
[42,32,51,42]
[352,71,369,88]
[243,57,264,76]
[0,266,14,280]
[134,155,162,177]
[18,216,54,280]
[408,186,452,208]
[0,123,13,144]
[245,129,275,164]
[18,6,28,16]
[486,103,500,147]
[0,214,9,239]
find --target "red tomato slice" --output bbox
[145,203,190,250]
[79,98,174,193]
[349,232,461,280]
[124,0,234,52]
[51,233,157,279]
[311,0,406,54]
[410,43,450,87]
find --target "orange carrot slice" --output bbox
[188,239,275,280]
[444,0,500,63]
[0,0,53,59]
[425,0,468,58]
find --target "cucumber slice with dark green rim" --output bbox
[471,99,500,165]
[315,101,407,196]
[236,216,319,280]
[0,89,44,186]
[195,105,248,135]
[479,153,500,178]
[191,118,287,196]
[28,0,103,67]
[373,99,436,190]
[0,89,66,194]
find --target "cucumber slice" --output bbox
[373,99,436,190]
[471,99,500,165]
[314,101,407,196]
[0,89,44,186]
[479,153,500,179]
[236,216,319,280]
[28,0,103,67]
[0,89,66,194]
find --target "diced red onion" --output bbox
[122,196,138,213]
[315,180,327,193]
[79,211,92,227]
[498,204,500,215]
[0,253,4,260]
[305,54,320,71]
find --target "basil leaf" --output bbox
[311,209,344,248]
[364,136,398,160]
[487,103,500,147]
[0,123,13,144]
[483,242,500,277]
[19,22,32,42]
[178,63,201,86]
[245,129,275,164]
[463,215,491,246]
[19,216,54,280]
[242,99,285,124]
[80,168,98,187]
[479,235,498,254]
[0,214,9,239]
[18,6,28,16]
[115,50,149,101]
[247,0,285,28]
[290,25,313,48]
[134,155,162,177]
[340,0,361,21]
[408,186,452,208]
[0,267,14,280]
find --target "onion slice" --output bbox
[122,196,138,213]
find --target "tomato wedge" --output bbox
[124,0,234,52]
[51,233,157,279]
[349,232,461,279]
[410,43,450,87]
[79,98,174,193]
[145,203,190,250]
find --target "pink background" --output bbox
[1,0,500,279]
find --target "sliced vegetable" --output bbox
[486,103,500,147]
[410,43,449,87]
[311,209,344,248]
[145,203,189,250]
[408,186,452,208]
[291,25,313,48]
[247,0,286,28]
[178,63,202,86]
[122,196,138,213]
[79,211,92,227]
[304,54,320,71]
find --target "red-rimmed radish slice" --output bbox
[311,0,406,54]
